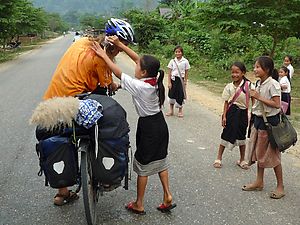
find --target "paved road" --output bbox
[0,35,299,225]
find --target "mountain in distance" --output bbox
[31,0,160,15]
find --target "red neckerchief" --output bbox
[143,77,157,86]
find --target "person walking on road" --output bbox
[165,45,190,118]
[213,62,252,169]
[242,56,285,199]
[92,35,176,214]
[43,18,136,206]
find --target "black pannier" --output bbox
[36,135,79,188]
[92,134,129,186]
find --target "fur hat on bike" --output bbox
[105,18,136,44]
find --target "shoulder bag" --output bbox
[261,102,297,152]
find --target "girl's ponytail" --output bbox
[271,68,279,81]
[157,69,165,108]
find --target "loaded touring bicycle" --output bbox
[31,93,131,225]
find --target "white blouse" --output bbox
[252,77,281,117]
[279,76,291,93]
[167,57,190,80]
[121,73,160,117]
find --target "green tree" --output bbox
[0,0,18,46]
[47,13,68,32]
[124,9,168,49]
[199,0,300,58]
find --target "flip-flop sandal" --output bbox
[236,160,249,170]
[54,191,79,206]
[165,112,173,116]
[270,191,285,199]
[125,202,146,215]
[177,113,184,118]
[242,184,263,191]
[157,203,177,213]
[213,159,222,168]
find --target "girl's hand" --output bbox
[91,41,106,58]
[110,82,120,92]
[222,114,226,127]
[106,35,121,47]
[250,89,260,100]
[168,83,172,89]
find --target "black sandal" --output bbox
[53,190,79,206]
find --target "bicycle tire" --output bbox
[81,149,97,225]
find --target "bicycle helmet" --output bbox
[105,18,136,44]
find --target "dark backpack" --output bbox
[36,135,79,188]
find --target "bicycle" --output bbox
[74,126,130,225]
[34,93,130,225]
[72,93,130,225]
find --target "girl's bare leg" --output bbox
[239,145,246,162]
[273,164,284,193]
[132,175,148,211]
[166,104,174,116]
[158,170,172,205]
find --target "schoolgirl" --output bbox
[165,45,190,118]
[283,55,294,81]
[242,56,284,199]
[278,66,291,115]
[92,35,176,214]
[213,62,251,169]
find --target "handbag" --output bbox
[281,101,289,114]
[261,103,297,152]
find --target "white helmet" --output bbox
[105,18,136,44]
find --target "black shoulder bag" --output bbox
[261,102,297,152]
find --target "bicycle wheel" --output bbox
[81,149,97,225]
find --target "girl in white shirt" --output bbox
[242,56,284,199]
[283,55,294,82]
[279,66,291,115]
[213,62,251,169]
[92,36,176,214]
[165,46,190,118]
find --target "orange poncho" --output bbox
[43,38,112,99]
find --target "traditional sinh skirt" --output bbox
[248,127,281,168]
[133,111,170,176]
[220,104,248,150]
[247,114,281,168]
[168,77,185,107]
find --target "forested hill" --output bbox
[31,0,159,15]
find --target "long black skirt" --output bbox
[168,77,185,106]
[221,104,248,145]
[135,111,169,165]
